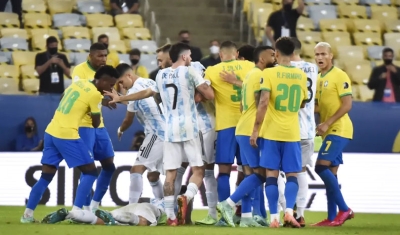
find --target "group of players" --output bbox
[20,35,354,228]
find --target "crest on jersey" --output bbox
[260,77,264,84]
[324,81,328,87]
[343,82,349,89]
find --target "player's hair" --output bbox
[314,42,332,51]
[156,43,171,53]
[275,37,295,56]
[238,45,255,61]
[97,34,108,41]
[129,48,141,56]
[94,65,119,80]
[115,63,132,77]
[220,41,237,50]
[169,42,191,63]
[253,46,274,63]
[382,47,394,54]
[178,30,190,35]
[46,36,58,45]
[210,39,219,44]
[90,42,107,52]
[290,37,302,52]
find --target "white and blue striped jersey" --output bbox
[153,66,206,142]
[291,61,318,140]
[127,78,165,140]
[190,61,216,133]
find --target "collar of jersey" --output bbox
[222,59,235,63]
[86,60,96,72]
[320,66,335,78]
[279,64,295,68]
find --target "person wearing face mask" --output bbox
[15,117,43,152]
[129,48,149,78]
[35,36,71,94]
[265,0,304,47]
[200,40,221,68]
[368,47,400,103]
[97,34,120,68]
[178,30,203,62]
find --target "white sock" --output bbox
[242,212,252,218]
[129,173,143,204]
[226,197,236,208]
[164,195,176,220]
[67,210,97,224]
[24,208,33,218]
[277,173,286,212]
[72,206,81,211]
[90,200,100,211]
[83,206,91,211]
[235,184,242,206]
[270,213,279,223]
[184,182,199,202]
[285,208,294,216]
[204,169,218,219]
[296,172,308,218]
[149,179,164,199]
[174,167,186,206]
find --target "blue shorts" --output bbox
[41,133,94,168]
[215,127,241,165]
[79,127,114,161]
[259,139,301,173]
[236,135,260,168]
[317,135,350,166]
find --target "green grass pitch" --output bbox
[1,206,400,235]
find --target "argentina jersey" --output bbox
[291,60,318,140]
[127,78,165,140]
[154,66,206,142]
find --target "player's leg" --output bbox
[145,136,164,200]
[68,209,105,225]
[129,164,146,203]
[21,133,61,223]
[296,139,314,226]
[277,171,286,214]
[147,172,163,199]
[281,141,302,228]
[90,127,116,210]
[174,162,188,208]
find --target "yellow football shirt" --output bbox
[46,80,103,139]
[316,66,353,139]
[236,67,262,136]
[86,52,120,67]
[133,65,149,78]
[71,61,104,128]
[259,65,308,141]
[205,60,254,130]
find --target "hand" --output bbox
[117,127,123,141]
[316,122,329,136]
[49,56,61,64]
[380,72,387,79]
[250,131,259,148]
[118,83,127,95]
[387,64,397,73]
[102,98,117,110]
[103,89,121,104]
[219,71,237,85]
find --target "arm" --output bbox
[265,26,275,47]
[196,83,214,100]
[110,0,122,12]
[89,94,103,128]
[250,90,270,147]
[324,95,352,127]
[367,67,382,89]
[35,54,52,76]
[118,111,135,141]
[240,101,243,112]
[220,71,243,88]
[104,87,154,103]
[59,55,71,78]
[388,65,400,85]
[254,90,261,108]
[128,1,140,13]
[296,0,305,14]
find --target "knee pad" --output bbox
[41,172,55,182]
[82,169,98,177]
[103,163,116,172]
[286,176,298,185]
[314,165,329,174]
[265,177,277,186]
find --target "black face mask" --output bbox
[103,43,109,49]
[130,59,139,65]
[384,59,393,65]
[181,39,190,44]
[25,126,34,133]
[283,3,293,11]
[48,47,58,55]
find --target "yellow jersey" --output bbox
[86,52,120,67]
[259,65,308,141]
[71,61,104,128]
[133,65,149,78]
[236,67,262,136]
[205,60,254,130]
[316,66,353,139]
[45,80,103,139]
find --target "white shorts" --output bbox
[200,130,216,164]
[163,135,204,170]
[134,134,164,173]
[301,139,314,167]
[111,203,161,226]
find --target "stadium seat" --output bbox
[118,53,131,65]
[31,32,62,51]
[332,0,358,4]
[0,12,20,28]
[115,14,144,29]
[12,51,37,67]
[296,31,322,44]
[362,0,391,5]
[0,55,9,64]
[85,14,114,28]
[69,52,88,65]
[308,5,337,28]
[357,85,374,102]
[108,40,127,54]
[64,39,91,52]
[122,28,152,40]
[353,19,382,34]
[344,60,372,85]
[322,32,352,53]
[61,27,90,39]
[384,20,400,33]
[130,40,158,54]
[92,27,120,41]
[0,64,19,78]
[338,5,367,19]
[30,28,59,39]
[22,0,47,13]
[367,46,386,60]
[0,78,19,94]
[77,1,105,14]
[0,38,29,51]
[243,0,264,13]
[384,33,400,48]
[23,13,52,28]
[301,43,316,60]
[48,0,74,15]
[337,46,365,60]
[249,3,273,30]
[319,19,347,32]
[370,6,397,26]
[23,79,40,93]
[296,17,315,31]
[304,0,331,4]
[0,28,29,40]
[64,77,72,88]
[393,0,400,7]
[20,64,38,79]
[53,13,82,28]
[140,54,158,72]
[353,32,382,46]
